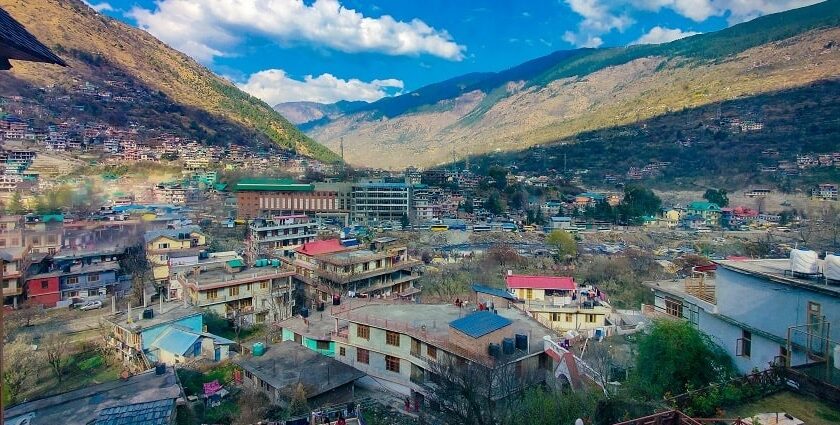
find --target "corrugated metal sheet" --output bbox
[95,399,174,425]
[449,311,512,338]
[471,284,517,301]
[149,327,200,356]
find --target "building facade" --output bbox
[246,215,317,261]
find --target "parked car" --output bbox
[78,300,103,311]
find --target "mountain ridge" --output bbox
[0,0,339,163]
[305,0,840,169]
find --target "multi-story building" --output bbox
[56,261,123,302]
[24,214,64,255]
[289,238,422,302]
[645,258,840,375]
[235,178,343,219]
[177,260,295,324]
[506,274,611,335]
[351,181,411,224]
[331,303,554,401]
[1,246,29,307]
[246,215,317,261]
[144,226,207,285]
[812,183,838,201]
[685,201,721,226]
[0,215,24,249]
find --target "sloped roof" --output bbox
[93,399,174,425]
[143,225,203,243]
[687,201,721,212]
[449,311,512,338]
[297,239,348,256]
[149,326,200,356]
[0,7,67,70]
[471,284,517,301]
[505,274,575,290]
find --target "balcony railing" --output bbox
[316,259,423,285]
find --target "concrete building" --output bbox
[351,181,411,224]
[686,201,722,226]
[23,214,64,255]
[246,215,317,261]
[235,178,343,219]
[0,215,24,249]
[331,303,554,401]
[645,259,840,376]
[506,274,611,335]
[177,260,295,324]
[236,340,364,409]
[1,246,29,307]
[144,225,207,285]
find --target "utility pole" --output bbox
[340,137,346,177]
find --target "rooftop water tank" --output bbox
[253,342,265,356]
[502,338,515,355]
[488,343,501,358]
[790,249,819,275]
[825,254,840,282]
[515,334,528,351]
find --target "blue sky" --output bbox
[84,0,822,105]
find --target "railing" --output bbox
[316,259,423,284]
[543,336,606,393]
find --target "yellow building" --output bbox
[144,226,207,285]
[506,274,611,335]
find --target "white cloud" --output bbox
[632,26,701,44]
[630,0,822,23]
[83,0,114,12]
[128,0,465,64]
[562,0,634,48]
[237,69,404,104]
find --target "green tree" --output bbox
[619,185,662,224]
[7,191,25,214]
[703,188,729,207]
[400,213,410,230]
[546,230,577,259]
[631,320,734,399]
[487,165,508,190]
[484,192,506,215]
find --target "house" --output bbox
[506,274,611,335]
[0,215,24,249]
[812,183,838,201]
[745,188,772,198]
[331,303,554,402]
[106,302,231,369]
[686,201,721,226]
[236,340,364,408]
[55,261,124,303]
[660,207,683,228]
[23,214,64,255]
[177,260,295,324]
[4,367,180,425]
[644,257,840,375]
[289,237,422,302]
[24,270,61,307]
[145,225,207,285]
[1,246,29,307]
[548,216,573,230]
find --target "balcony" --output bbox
[316,259,423,285]
[254,233,318,243]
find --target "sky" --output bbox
[84,0,823,105]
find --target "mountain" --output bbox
[273,100,367,125]
[0,0,339,163]
[305,0,840,169]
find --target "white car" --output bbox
[79,300,103,311]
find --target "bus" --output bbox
[430,224,449,232]
[472,224,492,232]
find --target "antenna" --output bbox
[340,137,346,175]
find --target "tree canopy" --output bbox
[546,230,578,259]
[703,188,729,207]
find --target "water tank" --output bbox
[155,363,166,375]
[488,343,501,358]
[790,249,819,275]
[300,307,309,318]
[825,254,840,282]
[271,259,280,267]
[253,342,265,357]
[142,308,154,319]
[502,338,515,355]
[515,334,528,351]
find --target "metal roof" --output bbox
[234,178,314,192]
[449,311,512,338]
[0,7,67,70]
[471,284,517,301]
[94,399,175,425]
[149,326,200,356]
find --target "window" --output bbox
[207,289,218,300]
[339,346,346,356]
[386,331,400,346]
[665,298,683,318]
[40,280,49,289]
[229,286,239,297]
[586,314,597,323]
[385,355,400,373]
[31,237,40,245]
[526,288,533,300]
[88,273,100,282]
[737,330,752,358]
[246,283,252,292]
[565,313,574,322]
[316,340,331,350]
[357,348,369,364]
[67,276,79,285]
[260,282,268,290]
[158,242,170,249]
[550,312,561,322]
[427,346,437,360]
[88,290,98,297]
[357,324,370,340]
[0,240,5,248]
[47,235,57,244]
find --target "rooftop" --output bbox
[144,225,203,243]
[505,274,576,290]
[298,239,351,256]
[4,368,180,425]
[235,178,314,192]
[236,341,364,398]
[471,283,517,301]
[183,266,293,288]
[107,302,202,332]
[715,258,840,297]
[0,7,67,70]
[450,311,512,338]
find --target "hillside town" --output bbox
[2,2,840,425]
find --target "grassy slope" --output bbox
[1,0,338,162]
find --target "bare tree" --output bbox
[120,244,153,306]
[42,332,70,383]
[583,341,614,395]
[233,389,271,425]
[3,337,36,404]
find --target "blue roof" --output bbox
[94,399,175,425]
[471,284,517,301]
[449,311,512,338]
[149,327,200,356]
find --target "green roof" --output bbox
[226,259,244,268]
[687,201,721,212]
[234,178,314,192]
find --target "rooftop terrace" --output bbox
[716,259,840,297]
[107,302,201,331]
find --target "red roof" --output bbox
[505,274,576,290]
[298,239,347,256]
